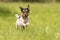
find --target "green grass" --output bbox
[0,2,60,40]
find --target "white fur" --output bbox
[15,14,20,19]
[15,14,29,29]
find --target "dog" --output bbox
[15,5,30,29]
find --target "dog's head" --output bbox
[19,5,30,17]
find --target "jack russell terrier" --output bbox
[15,5,30,29]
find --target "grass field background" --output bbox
[0,2,60,40]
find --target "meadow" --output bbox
[0,2,60,40]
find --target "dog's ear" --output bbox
[27,4,30,9]
[19,7,23,9]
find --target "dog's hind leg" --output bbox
[16,24,18,30]
[22,26,25,29]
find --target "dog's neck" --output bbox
[21,14,28,24]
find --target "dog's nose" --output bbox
[25,15,26,16]
[25,12,26,14]
[25,14,27,17]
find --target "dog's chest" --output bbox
[17,17,24,22]
[16,17,29,26]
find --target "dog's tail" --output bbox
[15,14,20,18]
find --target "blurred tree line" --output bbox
[0,0,60,2]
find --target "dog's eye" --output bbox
[23,10,25,12]
[26,10,28,12]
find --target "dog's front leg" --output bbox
[22,23,26,29]
[26,22,29,26]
